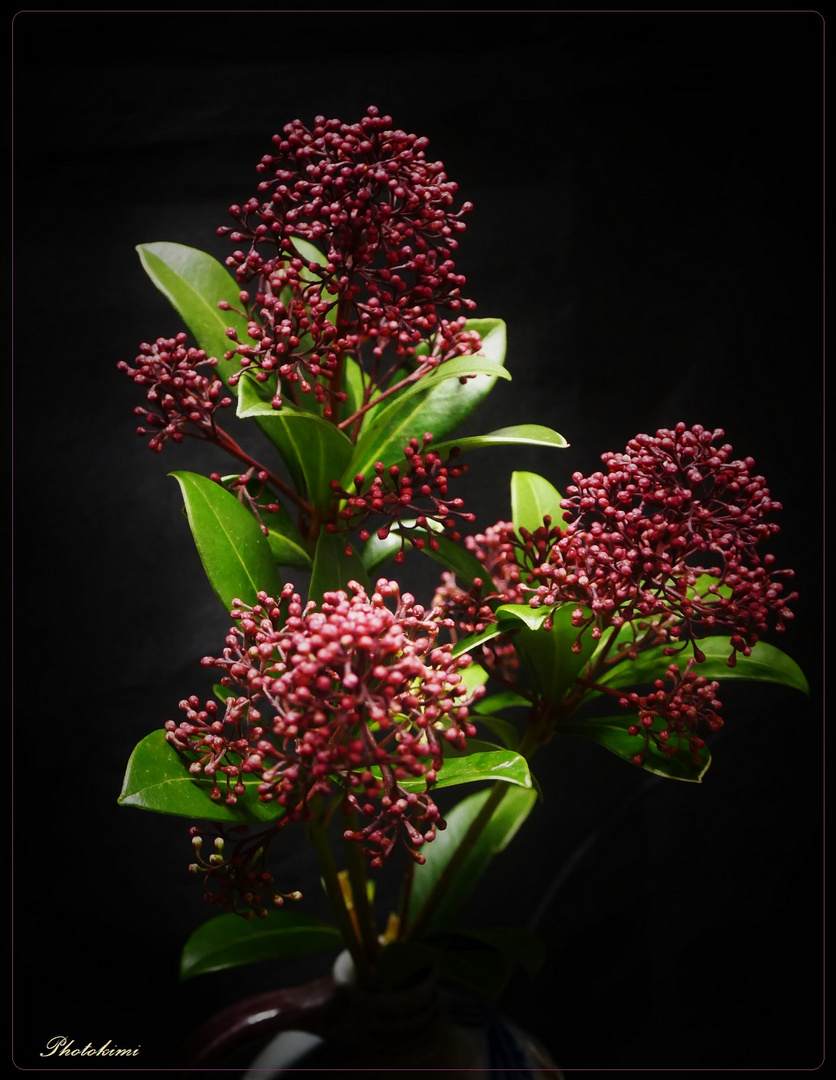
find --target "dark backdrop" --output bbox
[13,9,823,1075]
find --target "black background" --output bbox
[13,8,824,1075]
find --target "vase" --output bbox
[176,950,561,1077]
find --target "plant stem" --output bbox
[336,362,435,431]
[213,424,314,517]
[405,779,511,942]
[404,723,544,943]
[307,811,371,980]
[344,819,380,961]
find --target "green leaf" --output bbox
[408,785,537,933]
[431,424,568,456]
[377,354,511,414]
[288,236,329,272]
[449,621,513,660]
[559,715,712,782]
[264,518,313,570]
[171,471,282,611]
[118,731,285,823]
[512,603,598,706]
[237,377,353,512]
[217,472,312,570]
[180,911,342,981]
[361,522,487,585]
[459,662,489,694]
[495,603,551,631]
[450,603,551,660]
[344,320,508,485]
[475,690,531,714]
[343,356,367,420]
[137,242,250,388]
[470,713,520,750]
[394,740,532,793]
[308,528,370,604]
[596,638,810,695]
[511,471,564,534]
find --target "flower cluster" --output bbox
[117,332,233,451]
[329,436,474,556]
[187,823,300,919]
[165,582,480,870]
[216,106,479,412]
[530,424,797,662]
[434,519,563,681]
[618,661,724,766]
[210,468,282,537]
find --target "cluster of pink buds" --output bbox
[117,332,233,451]
[220,285,342,412]
[213,106,479,416]
[165,581,481,871]
[219,106,475,349]
[529,424,797,663]
[434,519,564,681]
[210,468,282,537]
[328,436,473,557]
[618,661,724,766]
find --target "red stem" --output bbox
[213,424,313,516]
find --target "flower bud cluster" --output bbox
[117,332,233,451]
[188,824,300,919]
[329,436,474,557]
[221,284,343,412]
[434,519,562,680]
[619,661,724,767]
[217,106,479,407]
[530,424,797,662]
[210,468,281,538]
[165,581,481,869]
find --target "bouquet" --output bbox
[117,106,806,1060]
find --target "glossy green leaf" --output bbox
[264,519,313,570]
[360,529,403,571]
[450,622,512,660]
[559,715,712,782]
[344,319,508,485]
[118,731,285,823]
[475,690,532,714]
[137,242,250,388]
[408,785,537,933]
[394,740,531,793]
[511,471,564,534]
[459,662,489,693]
[431,424,568,456]
[595,638,810,695]
[361,522,487,585]
[512,603,598,706]
[378,354,511,413]
[470,713,520,750]
[215,471,312,571]
[171,471,282,610]
[181,911,341,981]
[449,602,552,661]
[343,356,367,420]
[289,236,329,271]
[308,528,370,604]
[495,603,551,631]
[237,377,353,512]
